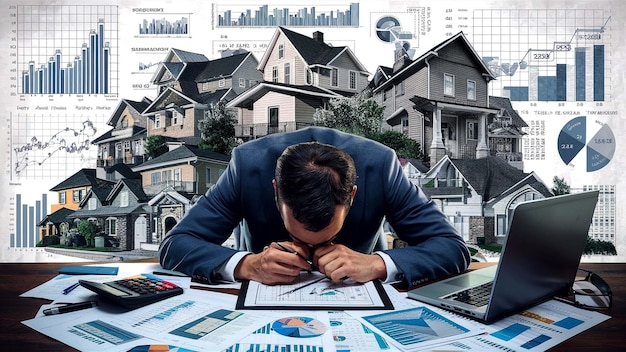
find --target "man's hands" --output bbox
[312,244,387,283]
[234,242,311,285]
[234,242,388,285]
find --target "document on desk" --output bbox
[236,271,394,310]
[23,289,280,352]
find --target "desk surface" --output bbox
[1,261,623,351]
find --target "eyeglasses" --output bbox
[554,269,612,310]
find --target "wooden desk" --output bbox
[1,262,623,351]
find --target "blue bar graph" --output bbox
[17,5,117,95]
[10,193,47,248]
[218,3,359,27]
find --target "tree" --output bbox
[367,130,423,159]
[77,220,97,247]
[144,135,169,160]
[551,176,571,195]
[584,237,617,255]
[198,102,239,155]
[313,91,384,136]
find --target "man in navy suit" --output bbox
[159,127,470,287]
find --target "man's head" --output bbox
[274,142,357,245]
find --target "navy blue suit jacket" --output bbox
[159,127,470,287]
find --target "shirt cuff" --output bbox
[375,251,402,284]
[215,251,250,282]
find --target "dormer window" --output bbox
[219,78,226,87]
[278,44,284,59]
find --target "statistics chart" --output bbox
[557,116,615,172]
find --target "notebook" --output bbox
[408,191,599,324]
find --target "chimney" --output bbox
[392,44,411,73]
[312,31,324,43]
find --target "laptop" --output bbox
[408,191,599,324]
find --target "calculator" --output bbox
[79,273,184,309]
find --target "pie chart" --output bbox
[557,116,615,172]
[271,316,328,338]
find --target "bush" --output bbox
[39,235,60,247]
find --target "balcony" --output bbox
[234,122,313,139]
[143,180,197,196]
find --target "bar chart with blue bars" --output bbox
[9,193,46,249]
[17,5,118,95]
[472,9,611,102]
[216,2,360,27]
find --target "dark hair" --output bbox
[275,142,356,232]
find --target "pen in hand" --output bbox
[43,301,98,316]
[274,242,315,269]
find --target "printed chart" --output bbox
[557,116,615,171]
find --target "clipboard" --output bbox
[236,271,394,310]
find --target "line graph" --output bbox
[15,5,118,95]
[472,9,611,102]
[9,113,105,180]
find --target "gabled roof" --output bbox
[193,52,255,82]
[37,207,74,226]
[102,162,142,179]
[132,145,230,172]
[489,95,528,128]
[148,186,195,206]
[259,27,368,73]
[449,156,528,200]
[143,87,198,114]
[92,125,146,144]
[106,98,152,127]
[226,81,343,109]
[77,179,117,207]
[106,178,149,203]
[50,169,98,191]
[150,48,210,84]
[373,31,496,93]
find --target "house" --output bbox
[227,26,370,140]
[37,207,75,239]
[419,155,552,245]
[93,97,152,169]
[49,169,114,213]
[145,48,262,145]
[370,31,507,166]
[68,178,149,250]
[131,145,230,242]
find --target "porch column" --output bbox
[475,112,490,159]
[429,105,446,164]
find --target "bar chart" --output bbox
[472,9,611,102]
[9,193,47,249]
[16,5,118,95]
[217,2,360,27]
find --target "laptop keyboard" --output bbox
[445,282,493,307]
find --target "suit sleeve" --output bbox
[382,152,471,288]
[158,149,244,283]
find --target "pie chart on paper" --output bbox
[557,116,615,172]
[271,316,328,338]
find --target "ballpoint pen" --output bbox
[278,276,328,296]
[274,242,315,268]
[43,301,98,316]
[62,282,80,295]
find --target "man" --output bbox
[159,127,470,287]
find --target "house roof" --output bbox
[107,178,149,203]
[450,156,529,200]
[50,169,99,191]
[102,163,141,179]
[193,52,253,82]
[132,145,230,172]
[37,207,74,226]
[106,98,152,127]
[69,204,148,219]
[489,95,528,128]
[226,81,342,109]
[92,125,146,144]
[373,31,496,93]
[259,27,368,73]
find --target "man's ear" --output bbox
[350,185,357,206]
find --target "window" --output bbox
[306,69,312,85]
[467,121,478,140]
[151,172,161,185]
[331,68,338,87]
[268,107,279,134]
[88,198,97,210]
[467,80,476,100]
[284,63,290,84]
[218,78,226,87]
[272,66,278,83]
[59,192,66,204]
[278,44,284,59]
[239,78,245,88]
[202,82,209,91]
[135,140,143,155]
[120,116,129,128]
[349,71,357,90]
[73,190,82,203]
[172,111,181,125]
[497,214,507,236]
[206,167,212,185]
[155,114,162,129]
[105,217,117,236]
[444,73,455,96]
[120,191,129,207]
[162,170,172,183]
[174,168,181,181]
